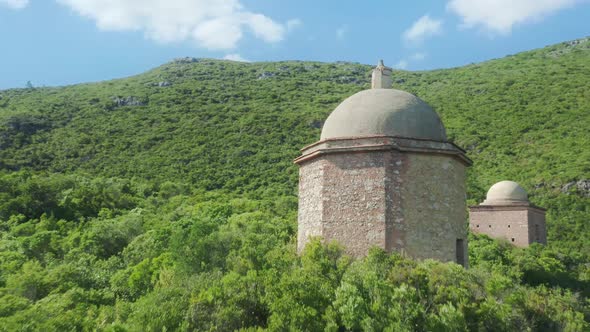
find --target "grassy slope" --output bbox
[1,38,589,250]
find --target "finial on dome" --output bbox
[372,59,392,89]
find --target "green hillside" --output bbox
[0,38,589,330]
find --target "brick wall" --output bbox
[528,208,547,244]
[469,206,546,247]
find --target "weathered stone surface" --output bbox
[173,57,199,64]
[308,120,324,129]
[296,136,470,265]
[320,151,390,257]
[111,96,145,107]
[401,154,468,263]
[336,76,361,84]
[483,180,528,205]
[297,157,325,251]
[296,136,470,165]
[257,72,275,80]
[320,89,447,142]
[469,205,547,247]
[371,60,392,89]
[562,179,590,197]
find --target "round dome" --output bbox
[483,181,528,205]
[320,89,447,141]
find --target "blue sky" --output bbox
[0,0,589,89]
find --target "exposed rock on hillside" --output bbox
[562,180,590,197]
[257,72,275,80]
[111,96,145,107]
[173,57,200,64]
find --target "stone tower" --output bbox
[469,181,547,247]
[295,61,472,265]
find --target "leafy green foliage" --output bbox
[0,39,589,330]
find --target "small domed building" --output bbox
[469,181,547,247]
[294,61,472,266]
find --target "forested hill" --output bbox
[1,38,589,195]
[0,38,589,330]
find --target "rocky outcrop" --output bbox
[336,76,361,84]
[564,37,589,47]
[173,57,199,64]
[308,120,324,129]
[257,72,275,80]
[111,96,145,107]
[562,180,590,197]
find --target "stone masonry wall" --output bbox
[297,157,325,252]
[320,151,392,257]
[528,209,547,244]
[297,147,468,264]
[469,208,530,247]
[400,154,468,264]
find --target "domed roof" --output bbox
[483,181,528,205]
[320,88,447,141]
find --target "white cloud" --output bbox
[223,53,249,62]
[403,15,442,43]
[286,18,302,31]
[411,52,427,61]
[447,0,584,34]
[0,0,28,9]
[336,25,347,40]
[56,0,293,50]
[394,60,408,69]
